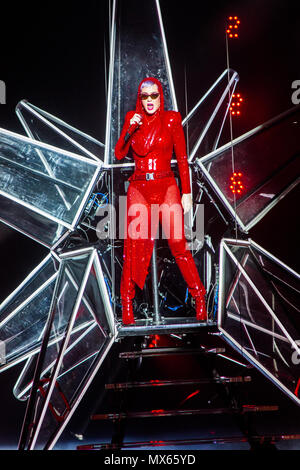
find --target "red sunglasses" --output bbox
[140,92,160,101]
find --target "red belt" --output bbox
[130,170,174,181]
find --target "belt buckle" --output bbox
[146,172,154,181]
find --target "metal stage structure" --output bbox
[0,0,299,450]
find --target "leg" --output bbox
[161,184,207,321]
[120,184,151,325]
[168,239,207,321]
[120,259,136,325]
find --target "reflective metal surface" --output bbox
[196,105,300,231]
[0,127,101,247]
[218,238,300,406]
[0,0,298,452]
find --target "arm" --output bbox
[114,111,136,160]
[171,112,191,194]
[171,112,192,213]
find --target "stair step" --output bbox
[77,433,300,450]
[118,318,217,337]
[105,376,252,390]
[91,405,278,421]
[119,346,225,359]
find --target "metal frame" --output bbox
[218,238,300,406]
[188,70,239,162]
[0,0,298,452]
[0,127,102,233]
[18,247,117,450]
[196,105,300,232]
[16,100,105,161]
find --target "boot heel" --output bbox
[195,296,207,322]
[122,300,135,325]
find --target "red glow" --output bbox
[227,16,240,38]
[294,378,300,397]
[185,390,200,400]
[230,92,244,117]
[151,409,165,414]
[229,171,245,195]
[148,334,160,348]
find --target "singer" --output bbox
[115,77,207,325]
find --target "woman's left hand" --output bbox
[181,193,193,214]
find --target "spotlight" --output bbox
[230,93,244,116]
[229,171,245,195]
[226,15,241,38]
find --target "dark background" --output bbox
[0,0,299,450]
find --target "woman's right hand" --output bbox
[130,113,143,127]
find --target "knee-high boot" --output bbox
[174,252,207,322]
[120,265,136,325]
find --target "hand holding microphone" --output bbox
[125,114,143,143]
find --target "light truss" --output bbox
[0,0,298,450]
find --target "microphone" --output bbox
[124,120,141,143]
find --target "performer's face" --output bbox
[140,84,160,115]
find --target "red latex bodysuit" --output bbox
[115,77,206,324]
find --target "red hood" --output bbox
[135,77,165,117]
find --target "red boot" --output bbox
[195,295,207,322]
[122,298,135,325]
[120,264,136,325]
[173,252,207,322]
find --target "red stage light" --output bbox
[226,16,240,38]
[230,92,244,116]
[229,171,245,195]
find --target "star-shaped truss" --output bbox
[0,0,299,450]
